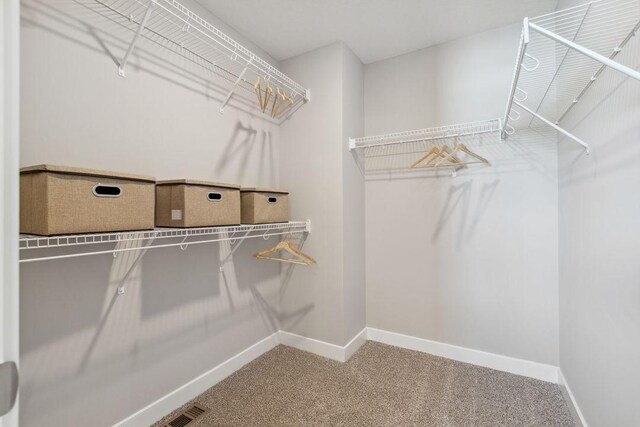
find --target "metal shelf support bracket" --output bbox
[514,100,590,153]
[219,229,252,271]
[117,233,158,295]
[219,59,253,114]
[118,0,156,77]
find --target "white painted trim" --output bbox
[114,327,564,426]
[278,330,345,362]
[344,328,367,361]
[114,328,367,426]
[367,327,559,383]
[0,0,20,425]
[278,328,367,362]
[114,332,279,427]
[558,370,588,427]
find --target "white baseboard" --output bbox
[114,332,279,427]
[278,328,367,362]
[115,327,561,426]
[558,369,588,427]
[344,328,368,360]
[367,327,559,384]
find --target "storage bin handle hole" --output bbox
[92,184,122,198]
[208,192,223,201]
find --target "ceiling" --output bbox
[200,0,558,64]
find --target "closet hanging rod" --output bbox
[19,221,311,263]
[101,0,256,97]
[90,0,310,109]
[349,119,501,151]
[155,0,307,98]
[19,230,299,263]
[349,128,499,151]
[349,119,501,175]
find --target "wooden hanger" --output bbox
[275,91,295,118]
[262,81,273,113]
[254,77,264,111]
[254,241,316,265]
[411,146,460,168]
[270,87,287,118]
[434,143,489,167]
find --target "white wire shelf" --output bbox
[86,0,310,116]
[503,0,640,151]
[19,220,311,263]
[348,119,501,174]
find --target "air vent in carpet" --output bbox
[165,404,209,427]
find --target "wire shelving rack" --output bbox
[86,0,310,116]
[20,220,311,264]
[503,0,640,152]
[348,119,501,175]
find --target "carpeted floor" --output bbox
[153,342,575,426]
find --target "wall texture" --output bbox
[20,0,285,425]
[363,25,561,366]
[556,1,640,425]
[279,42,365,346]
[341,46,366,342]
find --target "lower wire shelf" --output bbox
[19,220,311,263]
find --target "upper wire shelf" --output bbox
[88,0,310,117]
[20,221,311,263]
[349,119,501,175]
[503,0,640,152]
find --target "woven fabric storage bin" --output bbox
[241,188,289,224]
[20,165,155,236]
[155,179,241,227]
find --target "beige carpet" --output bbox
[154,342,575,426]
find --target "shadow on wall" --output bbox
[215,121,269,180]
[363,128,558,250]
[19,234,292,424]
[430,179,500,249]
[20,0,276,120]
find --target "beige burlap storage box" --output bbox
[20,165,155,236]
[155,180,241,228]
[241,188,289,224]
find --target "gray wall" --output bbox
[363,25,561,365]
[279,42,365,346]
[556,1,640,425]
[341,46,366,342]
[20,0,284,425]
[279,43,345,345]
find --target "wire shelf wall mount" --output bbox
[348,119,501,176]
[502,0,640,152]
[91,0,310,118]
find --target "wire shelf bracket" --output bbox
[219,59,252,114]
[502,0,640,152]
[219,229,252,271]
[117,233,157,295]
[117,0,155,77]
